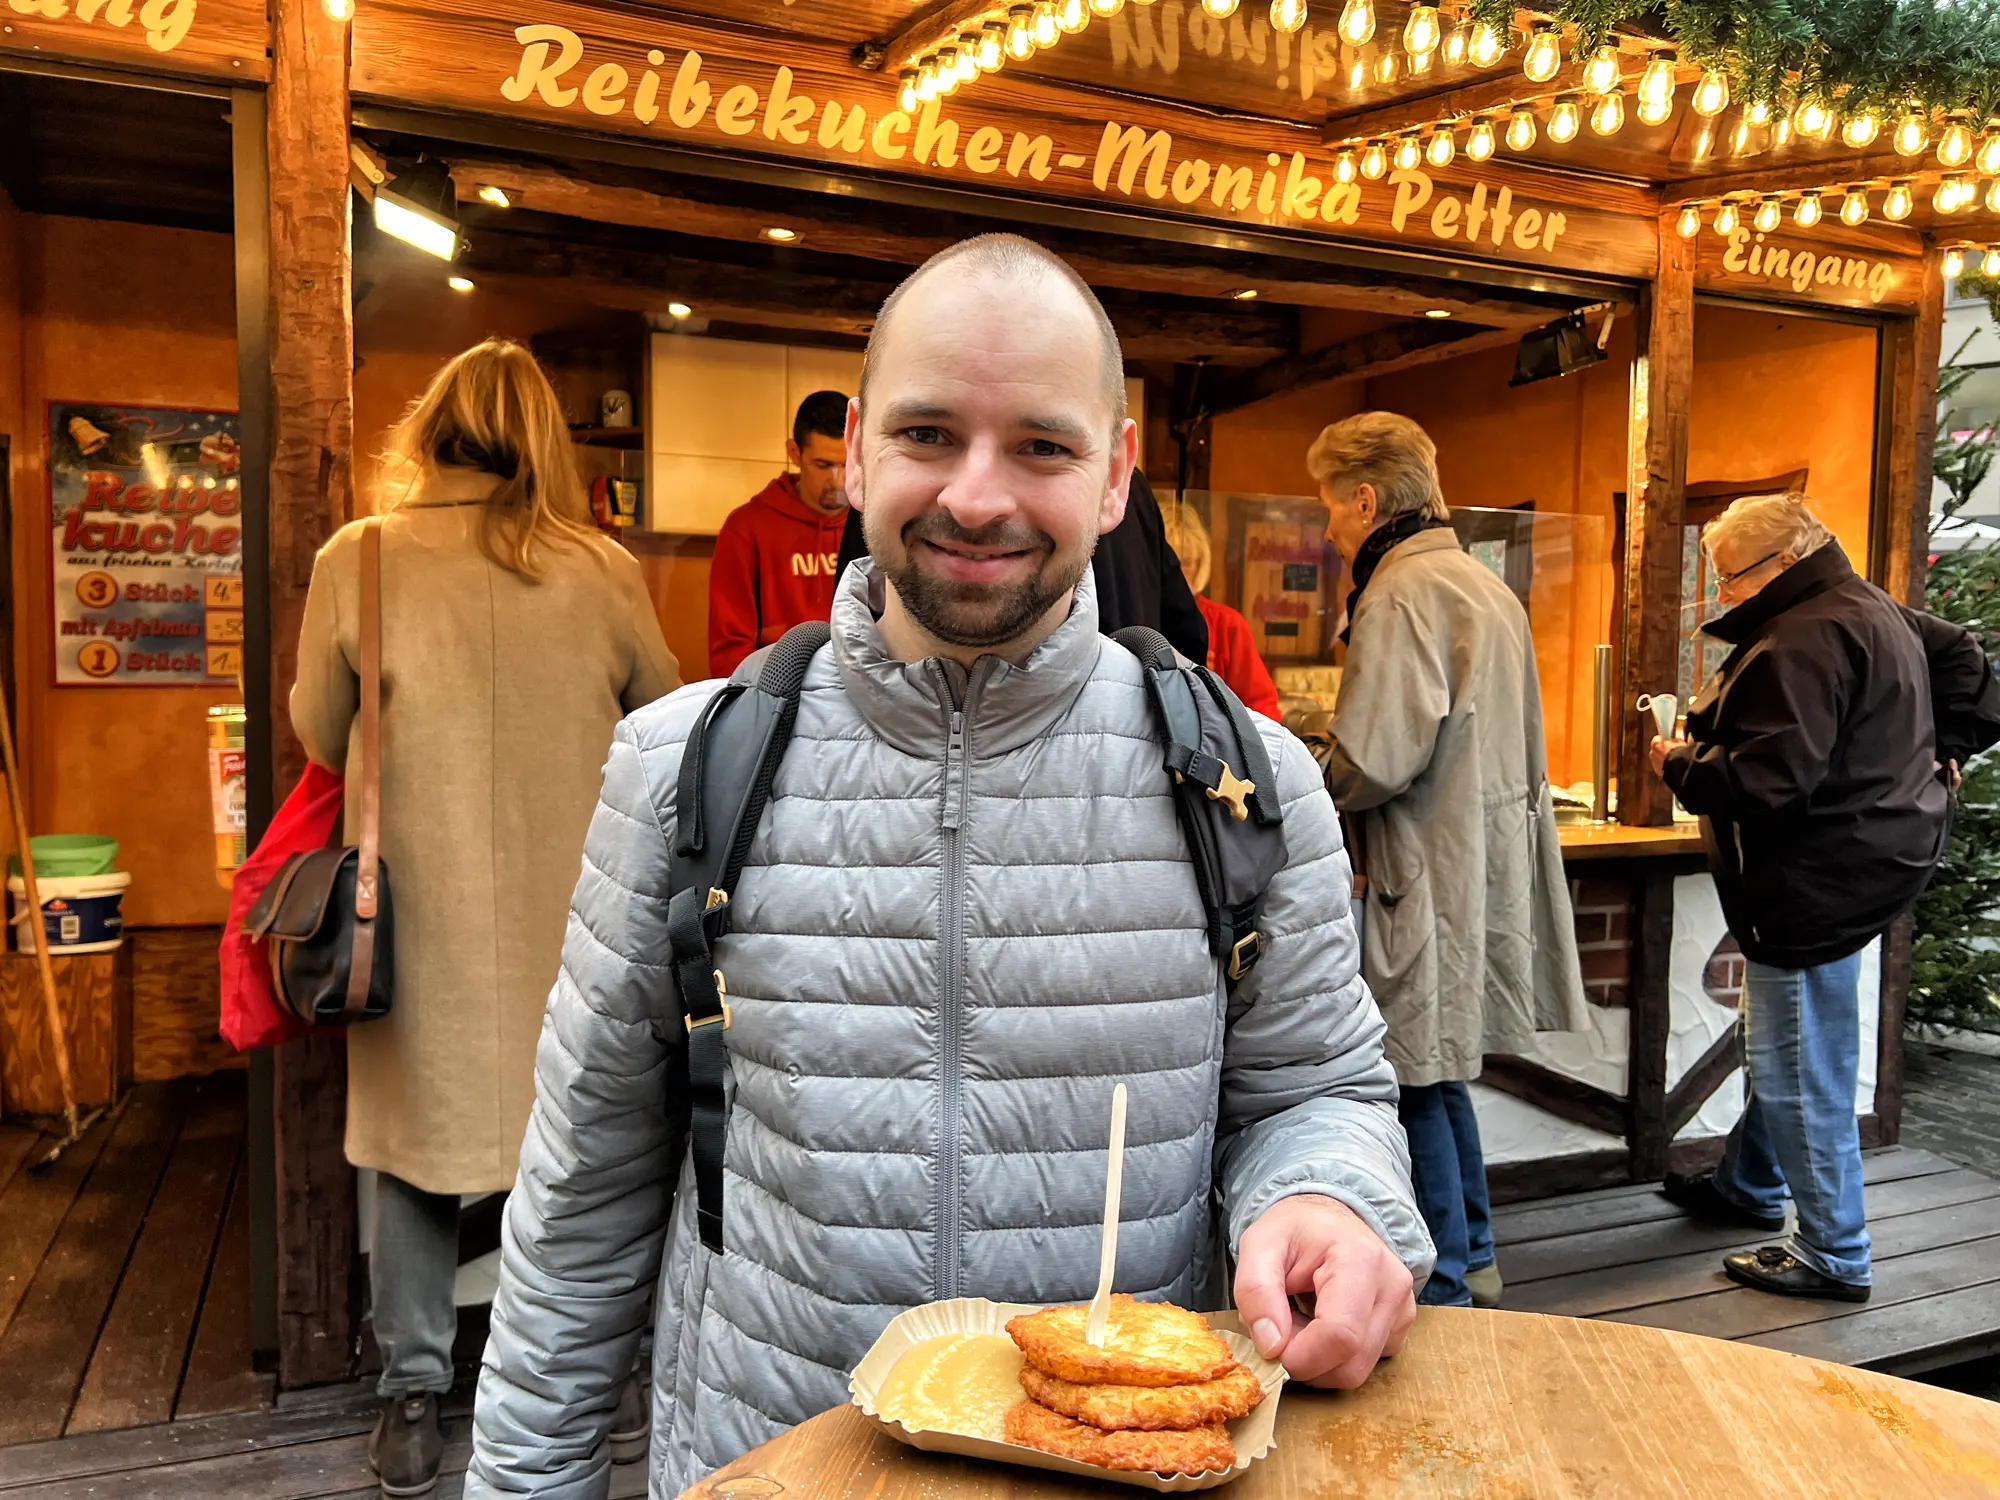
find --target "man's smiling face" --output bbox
[848,262,1135,653]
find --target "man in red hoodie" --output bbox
[708,390,853,678]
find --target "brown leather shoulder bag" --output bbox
[245,517,394,1026]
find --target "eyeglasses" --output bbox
[1715,549,1784,589]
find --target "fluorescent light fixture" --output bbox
[374,184,459,261]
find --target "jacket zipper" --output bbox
[931,664,977,1300]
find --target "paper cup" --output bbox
[1637,693,1678,740]
[849,1298,1286,1492]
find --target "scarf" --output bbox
[1340,513,1453,643]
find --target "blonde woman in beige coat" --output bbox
[291,339,678,1495]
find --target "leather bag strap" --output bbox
[346,518,384,1016]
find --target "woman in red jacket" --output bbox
[1160,501,1283,720]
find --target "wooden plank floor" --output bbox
[0,1073,268,1444]
[1496,1144,2000,1377]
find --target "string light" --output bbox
[1466,117,1496,161]
[1394,133,1423,171]
[1506,105,1538,151]
[1032,1,1060,48]
[1691,68,1729,118]
[1426,125,1456,166]
[1374,51,1400,83]
[1336,0,1373,45]
[1270,0,1307,34]
[476,185,510,208]
[1410,47,1434,75]
[322,0,350,21]
[979,20,1006,68]
[1349,60,1365,90]
[898,69,918,111]
[1334,148,1358,183]
[1005,5,1036,59]
[1523,24,1561,84]
[1676,203,1702,238]
[1893,110,1930,157]
[933,48,960,94]
[1548,96,1581,144]
[1774,116,1793,147]
[1402,1,1440,57]
[1840,185,1870,226]
[1989,178,2000,213]
[1795,97,1834,141]
[1883,180,1914,221]
[1469,20,1506,68]
[1978,130,2000,176]
[1199,0,1237,15]
[1444,25,1468,65]
[1945,246,1967,279]
[1940,115,1976,167]
[1637,52,1677,126]
[1089,0,1124,14]
[1692,122,1714,161]
[1753,195,1781,232]
[1360,140,1389,179]
[1937,174,1973,212]
[1841,111,1880,149]
[916,54,940,100]
[1985,247,2000,277]
[1584,45,1620,95]
[1794,190,1822,227]
[1712,199,1738,235]
[1731,118,1753,155]
[1592,85,1625,135]
[1745,99,1773,126]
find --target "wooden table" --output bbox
[682,1308,2000,1499]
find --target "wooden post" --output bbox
[1625,870,1676,1182]
[1617,215,1695,827]
[1881,250,1945,607]
[268,0,358,1389]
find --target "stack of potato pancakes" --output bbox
[1003,1295,1268,1475]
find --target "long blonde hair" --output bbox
[381,338,598,580]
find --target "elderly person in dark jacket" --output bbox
[1652,493,1948,1302]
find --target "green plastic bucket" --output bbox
[8,834,119,880]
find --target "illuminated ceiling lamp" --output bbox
[1201,0,1240,12]
[1548,95,1581,144]
[1466,116,1496,160]
[1058,0,1091,33]
[1468,19,1506,68]
[1402,0,1440,58]
[1839,184,1870,226]
[1893,108,1929,157]
[1089,0,1124,13]
[1984,247,2000,277]
[1032,1,1061,48]
[1794,190,1822,226]
[1505,103,1538,151]
[1426,124,1456,166]
[1690,67,1729,118]
[1583,44,1620,95]
[1005,5,1036,59]
[1591,85,1625,136]
[1793,96,1835,142]
[1522,23,1561,85]
[1882,180,1914,221]
[1939,113,1976,168]
[1636,50,1677,126]
[1335,0,1373,45]
[1360,140,1389,178]
[1945,246,1966,279]
[1753,194,1782,232]
[1675,202,1702,238]
[1840,109,1880,148]
[1712,197,1739,234]
[373,161,460,261]
[1269,0,1307,34]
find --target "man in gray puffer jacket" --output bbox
[468,235,1434,1500]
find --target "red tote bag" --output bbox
[219,760,346,1049]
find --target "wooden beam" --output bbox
[1487,1148,1631,1206]
[1202,318,1519,416]
[1662,1020,1742,1139]
[1618,210,1693,830]
[1625,870,1676,1180]
[1478,1055,1628,1139]
[1877,912,1914,1146]
[267,0,357,1392]
[1664,153,1914,201]
[1323,50,1654,144]
[1882,249,1946,607]
[880,0,995,74]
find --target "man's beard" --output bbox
[870,507,1092,649]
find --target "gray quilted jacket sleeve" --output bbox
[1214,725,1436,1285]
[466,714,688,1499]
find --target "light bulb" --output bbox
[1033,1,1060,47]
[1692,68,1729,118]
[1989,178,2000,213]
[476,185,510,208]
[1201,0,1239,11]
[1883,180,1914,220]
[1841,186,1870,226]
[916,54,939,100]
[897,69,918,111]
[933,48,959,93]
[322,0,350,21]
[1444,25,1467,65]
[1409,47,1433,75]
[1795,98,1833,141]
[1774,117,1793,147]
[1892,110,1928,157]
[1941,116,1976,168]
[1505,105,1537,151]
[1403,1,1439,57]
[1426,126,1455,167]
[1753,195,1781,232]
[1794,190,1822,227]
[1374,51,1399,83]
[1394,133,1422,171]
[1089,0,1124,14]
[1349,60,1365,89]
[1466,117,1496,160]
[1523,25,1560,84]
[1732,118,1753,154]
[1360,141,1388,178]
[1637,52,1676,125]
[1469,20,1505,67]
[1676,203,1701,238]
[1713,200,1738,235]
[1006,6,1036,59]
[957,32,982,78]
[1336,0,1373,45]
[1583,44,1620,94]
[1938,174,1972,213]
[1841,111,1880,149]
[1946,246,1967,279]
[1060,0,1090,29]
[979,20,1006,68]
[1549,96,1581,144]
[1269,0,1306,34]
[1746,98,1773,126]
[1979,130,2000,175]
[1985,248,2000,278]
[1334,149,1358,184]
[1591,86,1625,135]
[1692,121,1714,161]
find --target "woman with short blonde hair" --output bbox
[293,338,679,1493]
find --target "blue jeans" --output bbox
[372,1173,461,1399]
[1713,952,1872,1286]
[1399,1081,1494,1308]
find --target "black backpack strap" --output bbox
[1113,626,1288,985]
[665,620,829,1252]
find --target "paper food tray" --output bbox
[849,1297,1286,1492]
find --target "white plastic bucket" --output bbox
[8,871,132,955]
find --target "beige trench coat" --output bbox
[1323,529,1588,1087]
[291,473,679,1193]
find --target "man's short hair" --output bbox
[861,234,1127,433]
[1305,411,1450,523]
[793,390,850,449]
[1703,493,1833,561]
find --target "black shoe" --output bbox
[369,1394,443,1497]
[1662,1171,1786,1232]
[1723,1245,1872,1302]
[609,1373,651,1465]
